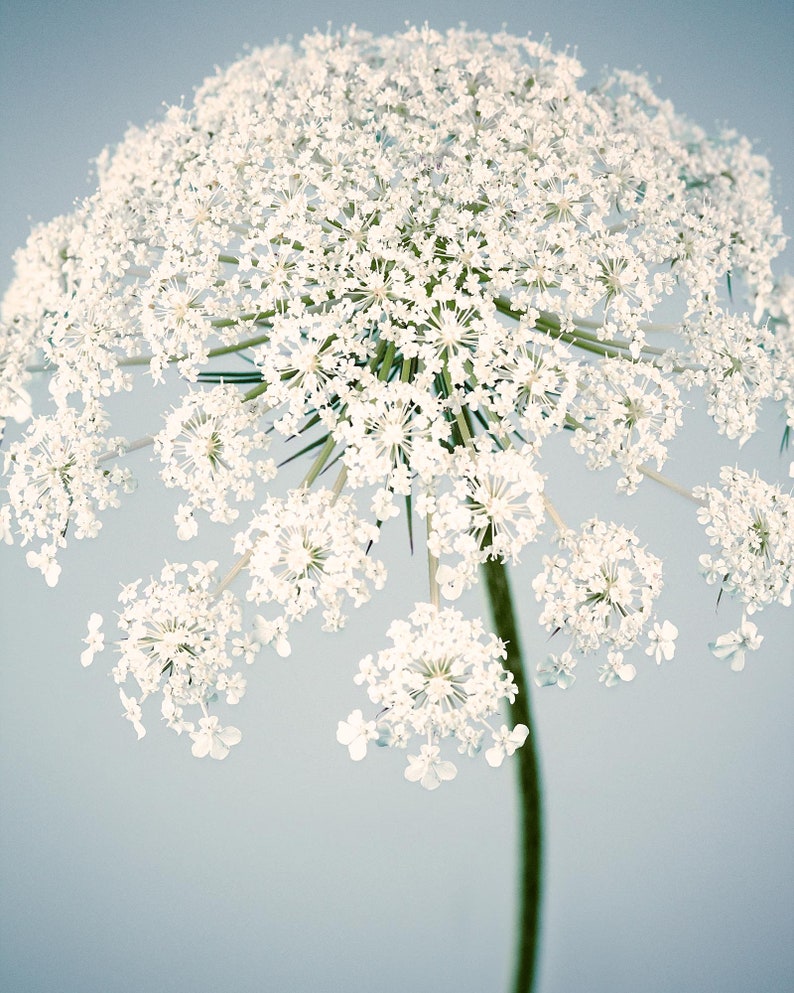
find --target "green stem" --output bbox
[481,557,542,993]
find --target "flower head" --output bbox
[695,468,794,614]
[1,25,791,770]
[344,603,525,787]
[534,519,664,661]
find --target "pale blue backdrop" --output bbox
[1,2,792,992]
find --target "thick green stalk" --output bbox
[482,557,542,993]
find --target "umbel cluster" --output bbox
[1,26,792,786]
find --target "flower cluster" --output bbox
[1,26,792,781]
[155,385,275,530]
[236,487,387,656]
[532,519,671,686]
[338,603,526,787]
[102,560,251,750]
[694,468,794,668]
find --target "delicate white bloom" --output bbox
[109,561,245,754]
[160,692,194,736]
[189,716,242,759]
[1,25,790,770]
[695,468,794,617]
[404,744,458,791]
[645,620,678,664]
[119,689,146,740]
[485,724,530,768]
[155,386,274,528]
[336,710,378,762]
[7,408,133,574]
[174,504,198,541]
[427,444,546,597]
[680,312,782,445]
[217,672,247,705]
[709,617,764,672]
[597,651,637,687]
[345,603,519,785]
[491,332,580,449]
[252,615,291,658]
[569,358,683,493]
[80,613,104,667]
[535,652,577,689]
[534,519,664,658]
[239,488,386,655]
[25,547,61,587]
[336,380,448,496]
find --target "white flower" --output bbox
[695,468,794,615]
[119,689,146,740]
[535,519,664,658]
[174,504,198,541]
[189,716,242,759]
[239,488,386,656]
[217,672,247,705]
[160,693,194,736]
[569,358,683,494]
[252,615,291,658]
[80,613,104,667]
[427,444,546,597]
[155,386,274,526]
[9,409,133,580]
[25,548,61,588]
[336,709,378,761]
[535,652,577,689]
[346,603,516,781]
[597,651,637,687]
[645,620,678,664]
[709,617,764,672]
[341,603,526,782]
[1,24,791,772]
[109,560,246,753]
[404,744,458,791]
[485,725,530,768]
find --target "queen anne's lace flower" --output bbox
[709,616,764,672]
[5,408,134,580]
[569,358,683,493]
[189,717,243,760]
[344,602,526,787]
[80,613,104,668]
[336,709,378,762]
[645,620,679,664]
[110,560,249,753]
[680,312,783,445]
[695,468,794,612]
[485,724,530,768]
[155,385,274,525]
[597,650,637,687]
[238,488,387,656]
[533,519,665,672]
[427,443,545,599]
[534,652,577,689]
[1,25,791,767]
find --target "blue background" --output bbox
[1,2,792,991]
